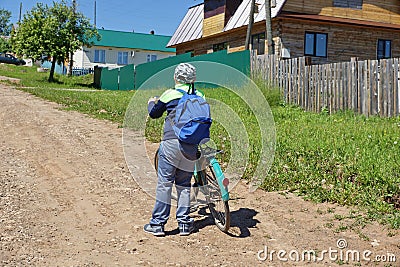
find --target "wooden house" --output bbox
[167,0,400,64]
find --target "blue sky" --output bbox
[1,0,202,36]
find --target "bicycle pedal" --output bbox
[190,204,199,213]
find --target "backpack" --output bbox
[172,84,212,144]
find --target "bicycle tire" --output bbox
[202,166,230,232]
[155,148,231,232]
[154,148,159,172]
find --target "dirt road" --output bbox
[0,84,398,266]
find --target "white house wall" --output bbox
[73,46,174,69]
[73,48,90,69]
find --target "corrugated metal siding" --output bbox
[224,0,287,31]
[225,0,251,31]
[167,4,204,47]
[168,1,287,47]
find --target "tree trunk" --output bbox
[48,55,57,82]
[68,51,73,76]
[265,0,274,55]
[245,0,256,50]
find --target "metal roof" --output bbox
[224,0,287,31]
[167,4,204,47]
[93,29,176,53]
[167,0,287,47]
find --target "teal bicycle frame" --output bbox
[194,155,229,202]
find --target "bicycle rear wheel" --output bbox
[154,148,159,171]
[202,166,230,232]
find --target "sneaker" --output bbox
[143,224,165,236]
[179,224,194,236]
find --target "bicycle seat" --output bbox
[199,145,223,158]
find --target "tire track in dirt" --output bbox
[0,84,398,266]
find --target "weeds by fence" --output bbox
[251,54,400,117]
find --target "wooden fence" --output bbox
[251,54,400,117]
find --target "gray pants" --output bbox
[150,139,197,226]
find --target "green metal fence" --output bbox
[97,50,250,90]
[100,67,119,90]
[119,64,135,90]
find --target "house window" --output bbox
[117,51,128,65]
[213,42,227,52]
[304,32,328,58]
[333,0,363,9]
[251,33,266,55]
[147,54,157,62]
[377,39,391,60]
[94,49,105,63]
[185,50,195,57]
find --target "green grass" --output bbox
[268,106,400,228]
[22,87,133,123]
[1,64,399,229]
[0,64,95,88]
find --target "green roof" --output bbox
[92,29,176,53]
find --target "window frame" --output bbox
[147,54,158,62]
[377,39,391,60]
[94,49,106,63]
[251,32,266,55]
[117,51,129,65]
[212,42,227,52]
[185,50,195,57]
[304,32,328,58]
[333,0,363,9]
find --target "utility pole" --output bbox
[69,0,77,76]
[265,0,275,55]
[18,2,22,24]
[94,0,97,27]
[245,0,256,50]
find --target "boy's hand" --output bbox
[148,96,159,104]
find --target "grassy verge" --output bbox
[21,86,132,123]
[268,106,399,229]
[1,65,399,229]
[0,64,95,88]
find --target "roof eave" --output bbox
[92,43,175,53]
[279,12,400,30]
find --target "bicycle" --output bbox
[154,144,230,233]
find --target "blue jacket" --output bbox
[148,84,205,141]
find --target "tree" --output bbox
[11,1,99,82]
[0,8,12,36]
[0,37,11,52]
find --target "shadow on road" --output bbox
[195,207,259,238]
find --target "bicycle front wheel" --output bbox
[202,166,230,232]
